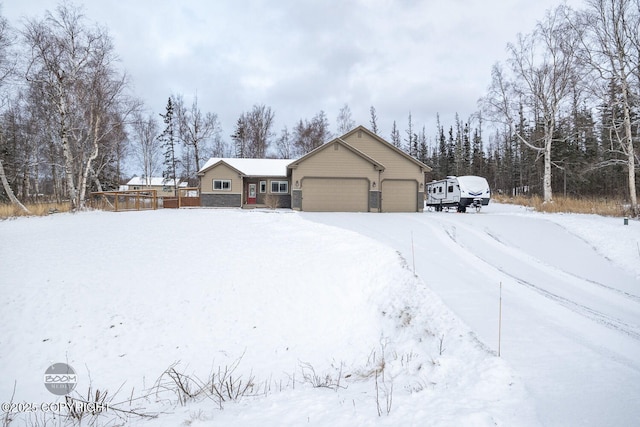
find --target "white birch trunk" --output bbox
[58,80,78,209]
[620,79,638,215]
[0,159,30,214]
[543,119,554,203]
[623,105,638,215]
[78,111,101,209]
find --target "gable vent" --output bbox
[358,130,362,138]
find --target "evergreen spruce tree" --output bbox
[437,120,447,178]
[390,121,401,149]
[369,106,379,134]
[418,126,428,164]
[462,122,471,175]
[471,128,485,176]
[405,113,414,156]
[231,115,248,158]
[158,97,178,196]
[446,127,456,176]
[454,114,463,175]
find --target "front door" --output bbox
[248,183,257,204]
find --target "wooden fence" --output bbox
[91,187,200,211]
[163,187,200,209]
[90,189,158,212]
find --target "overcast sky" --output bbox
[3,0,584,141]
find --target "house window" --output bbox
[213,179,231,191]
[260,181,266,193]
[271,181,288,194]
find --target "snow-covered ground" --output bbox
[304,203,640,427]
[0,204,637,426]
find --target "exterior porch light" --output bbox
[372,181,377,188]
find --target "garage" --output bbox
[302,178,369,212]
[381,180,418,212]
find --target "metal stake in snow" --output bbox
[498,282,503,357]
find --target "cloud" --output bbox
[4,0,586,139]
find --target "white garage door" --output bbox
[302,178,369,212]
[382,180,417,212]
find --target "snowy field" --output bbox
[0,203,638,426]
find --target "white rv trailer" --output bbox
[425,175,491,212]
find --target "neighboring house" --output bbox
[198,125,431,212]
[123,176,185,198]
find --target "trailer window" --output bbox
[448,185,453,192]
[438,187,443,193]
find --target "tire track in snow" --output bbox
[539,220,640,299]
[489,264,640,341]
[429,217,640,342]
[484,223,640,304]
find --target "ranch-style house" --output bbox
[198,125,430,212]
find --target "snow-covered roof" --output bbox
[126,176,180,186]
[199,158,293,177]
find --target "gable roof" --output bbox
[126,176,181,186]
[287,138,386,171]
[341,125,432,172]
[198,158,292,177]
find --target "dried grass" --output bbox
[0,202,72,219]
[493,194,632,217]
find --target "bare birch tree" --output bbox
[576,0,639,215]
[245,104,274,158]
[130,111,160,180]
[22,3,132,208]
[0,10,28,212]
[292,111,331,157]
[336,103,355,135]
[275,125,293,159]
[506,5,582,203]
[174,93,222,175]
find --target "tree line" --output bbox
[0,1,638,214]
[480,0,639,215]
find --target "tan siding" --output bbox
[200,163,242,194]
[291,143,378,190]
[382,180,418,212]
[302,178,369,212]
[290,142,379,212]
[344,132,423,182]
